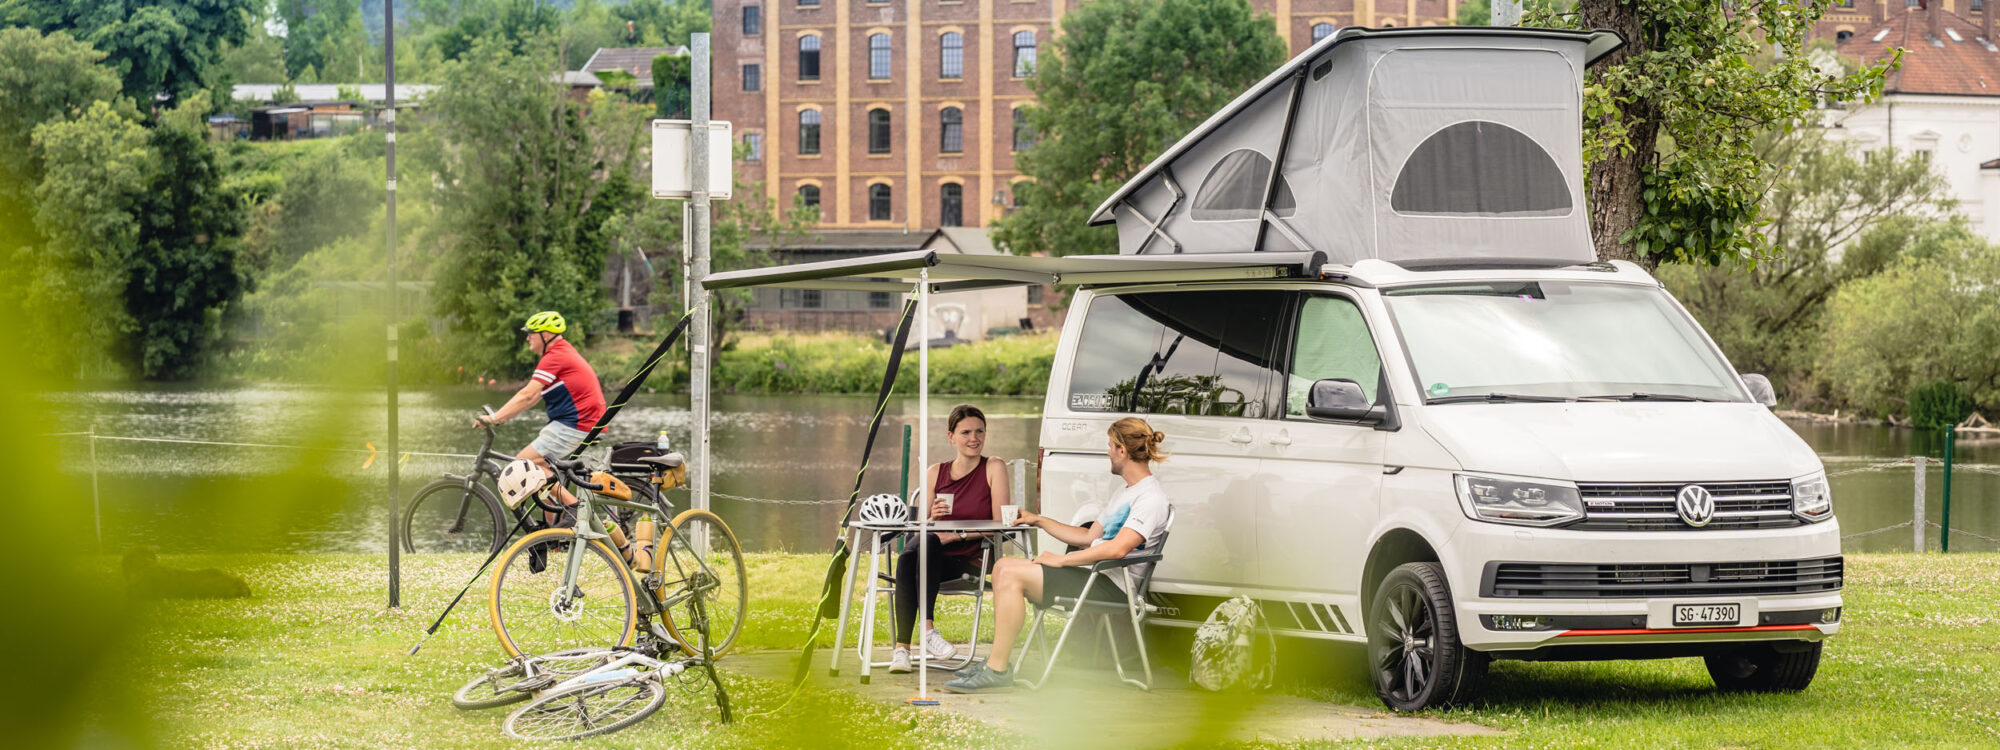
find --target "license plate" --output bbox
[1672,603,1741,627]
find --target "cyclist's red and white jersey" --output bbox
[531,338,605,432]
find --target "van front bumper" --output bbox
[1442,518,1843,653]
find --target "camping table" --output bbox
[835,519,1037,683]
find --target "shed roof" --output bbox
[583,46,689,85]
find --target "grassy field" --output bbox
[120,552,2000,748]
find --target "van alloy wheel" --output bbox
[1367,561,1486,711]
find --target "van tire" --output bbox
[1704,641,1822,693]
[1367,562,1486,711]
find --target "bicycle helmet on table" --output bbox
[498,459,550,509]
[856,493,910,526]
[520,311,567,334]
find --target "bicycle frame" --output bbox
[550,474,717,626]
[542,648,699,695]
[436,422,522,533]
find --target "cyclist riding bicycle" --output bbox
[474,311,606,530]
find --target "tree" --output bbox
[652,51,690,119]
[612,0,709,48]
[279,0,373,81]
[3,0,260,106]
[0,28,122,251]
[431,0,562,62]
[24,100,154,376]
[1534,1,1894,267]
[993,0,1286,257]
[123,96,248,378]
[1818,238,2000,417]
[1657,131,1947,406]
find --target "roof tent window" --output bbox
[1191,148,1296,221]
[1390,121,1571,217]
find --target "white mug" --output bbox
[933,492,954,519]
[1000,505,1020,525]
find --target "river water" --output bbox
[45,385,2000,555]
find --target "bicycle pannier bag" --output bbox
[610,441,667,475]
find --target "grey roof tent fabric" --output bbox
[1090,27,1623,266]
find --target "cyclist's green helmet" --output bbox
[520,311,567,334]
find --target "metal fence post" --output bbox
[1913,456,1926,553]
[1942,428,1955,553]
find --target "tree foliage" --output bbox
[0,28,121,247]
[993,0,1286,257]
[125,97,248,378]
[1534,0,1895,267]
[652,50,689,118]
[2,0,260,105]
[1818,238,2000,416]
[278,0,373,81]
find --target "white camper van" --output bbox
[1033,27,1840,711]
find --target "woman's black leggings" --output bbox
[892,534,980,645]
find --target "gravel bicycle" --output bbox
[400,406,515,554]
[485,455,747,660]
[451,646,620,710]
[500,644,713,741]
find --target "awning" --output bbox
[702,249,1328,292]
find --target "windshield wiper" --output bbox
[1427,393,1571,404]
[1576,392,1717,402]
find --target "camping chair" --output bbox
[1017,506,1176,691]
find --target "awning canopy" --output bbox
[702,249,1327,292]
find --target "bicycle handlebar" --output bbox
[548,457,604,492]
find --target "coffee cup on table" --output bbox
[1000,505,1020,525]
[932,493,954,520]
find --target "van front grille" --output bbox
[1572,480,1802,530]
[1482,556,1844,599]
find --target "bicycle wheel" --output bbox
[489,529,638,658]
[450,647,617,710]
[653,509,747,658]
[402,478,507,555]
[502,677,666,741]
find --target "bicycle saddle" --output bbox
[636,452,684,468]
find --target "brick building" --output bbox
[1812,1,1993,44]
[710,0,1458,232]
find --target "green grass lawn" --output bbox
[123,552,2000,748]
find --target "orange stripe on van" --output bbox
[1556,624,1820,637]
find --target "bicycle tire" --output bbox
[488,528,639,658]
[402,478,508,555]
[450,647,617,710]
[653,509,748,658]
[502,677,667,741]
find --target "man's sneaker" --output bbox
[942,665,1014,694]
[953,658,987,680]
[888,646,912,674]
[921,627,958,661]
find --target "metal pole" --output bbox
[1941,428,1955,553]
[1913,456,1927,553]
[90,427,102,551]
[899,424,912,501]
[383,0,401,608]
[691,35,713,551]
[914,269,932,703]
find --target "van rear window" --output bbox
[1067,291,1283,417]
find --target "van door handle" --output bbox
[1268,430,1292,447]
[1228,427,1254,444]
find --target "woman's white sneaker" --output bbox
[889,646,912,673]
[922,628,958,661]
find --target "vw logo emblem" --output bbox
[1677,485,1716,527]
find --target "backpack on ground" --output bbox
[1190,595,1275,691]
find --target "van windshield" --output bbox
[1381,281,1745,403]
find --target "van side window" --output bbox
[1286,295,1383,417]
[1068,290,1283,418]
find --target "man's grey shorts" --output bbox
[529,421,588,460]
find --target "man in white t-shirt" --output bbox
[944,422,1171,694]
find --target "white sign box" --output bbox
[651,120,733,199]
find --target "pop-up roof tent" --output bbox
[1092,27,1623,266]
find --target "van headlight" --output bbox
[1793,473,1833,522]
[1454,474,1583,527]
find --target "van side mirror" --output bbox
[1741,373,1778,408]
[1306,379,1378,422]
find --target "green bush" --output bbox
[1908,381,1974,430]
[1818,240,2000,418]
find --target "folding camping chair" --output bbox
[1016,507,1176,691]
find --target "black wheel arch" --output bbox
[1362,527,1442,612]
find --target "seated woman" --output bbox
[945,417,1171,693]
[890,404,1010,674]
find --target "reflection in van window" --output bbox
[1390,121,1571,216]
[1069,291,1283,417]
[1286,296,1382,416]
[1383,281,1743,402]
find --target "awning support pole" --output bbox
[912,269,938,705]
[1253,68,1308,254]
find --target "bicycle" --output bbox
[451,646,621,710]
[400,406,515,554]
[485,455,748,661]
[500,644,712,741]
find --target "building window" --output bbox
[743,6,761,35]
[798,184,821,209]
[1027,284,1044,305]
[870,183,892,221]
[1012,108,1033,151]
[744,133,762,162]
[1013,31,1037,77]
[799,0,818,6]
[868,108,891,154]
[1974,0,1984,12]
[941,183,963,227]
[940,107,963,153]
[742,64,761,91]
[869,33,892,80]
[1312,23,1335,41]
[869,291,894,309]
[799,110,821,155]
[940,32,964,78]
[801,289,823,309]
[799,35,821,81]
[1835,30,1853,43]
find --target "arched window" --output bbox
[1835,30,1854,43]
[941,183,964,227]
[798,35,821,81]
[1311,23,1335,42]
[1391,121,1571,216]
[940,107,963,153]
[799,110,821,155]
[869,33,891,80]
[797,184,821,210]
[1191,149,1295,221]
[868,108,891,154]
[940,32,964,78]
[1013,31,1037,77]
[870,183,893,221]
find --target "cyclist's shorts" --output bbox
[529,421,589,460]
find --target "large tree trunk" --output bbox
[1579,0,1660,269]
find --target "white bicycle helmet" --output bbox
[497,459,549,509]
[856,493,909,526]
